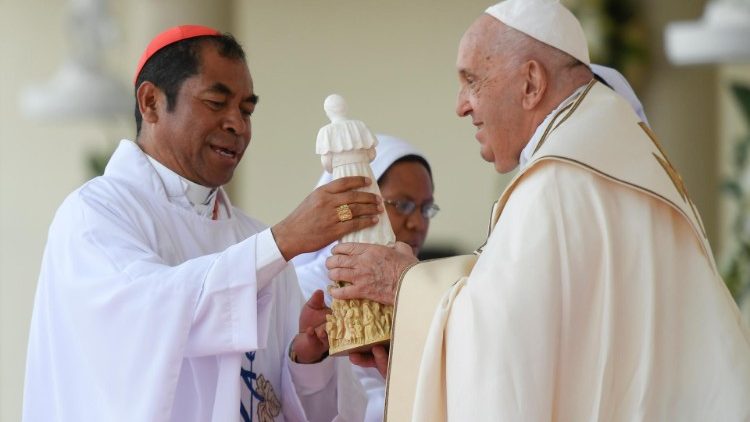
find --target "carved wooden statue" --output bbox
[316,94,396,355]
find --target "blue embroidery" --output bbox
[240,351,264,421]
[240,403,252,422]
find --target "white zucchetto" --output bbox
[485,0,591,66]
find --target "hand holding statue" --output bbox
[290,290,331,364]
[272,176,383,261]
[326,241,417,305]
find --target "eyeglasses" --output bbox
[384,199,440,219]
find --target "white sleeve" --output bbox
[277,264,340,422]
[276,266,367,421]
[292,243,336,304]
[73,189,288,357]
[352,366,385,422]
[283,354,367,422]
[255,228,288,291]
[282,353,338,421]
[176,229,286,357]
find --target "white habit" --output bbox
[396,82,750,421]
[23,140,364,421]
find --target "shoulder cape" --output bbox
[384,80,715,421]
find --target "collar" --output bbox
[144,154,218,218]
[105,140,227,219]
[518,84,588,171]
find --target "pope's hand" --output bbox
[272,176,383,261]
[326,241,417,305]
[291,290,331,364]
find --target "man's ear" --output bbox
[521,59,547,110]
[136,81,162,124]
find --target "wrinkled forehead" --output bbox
[457,15,505,63]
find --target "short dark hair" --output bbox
[134,34,246,135]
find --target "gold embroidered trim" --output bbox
[383,260,420,394]
[552,80,596,131]
[639,122,708,239]
[536,155,714,270]
[476,200,500,254]
[533,79,596,155]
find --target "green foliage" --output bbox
[86,148,114,178]
[563,0,649,86]
[721,83,750,301]
[731,83,750,124]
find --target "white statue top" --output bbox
[316,94,395,246]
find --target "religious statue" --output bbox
[316,94,396,355]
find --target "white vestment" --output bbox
[23,139,363,422]
[395,81,750,421]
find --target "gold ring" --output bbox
[336,204,353,222]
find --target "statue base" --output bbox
[330,338,390,357]
[326,287,393,356]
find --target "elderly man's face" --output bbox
[455,17,527,174]
[151,45,256,187]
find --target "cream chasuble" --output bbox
[386,81,750,421]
